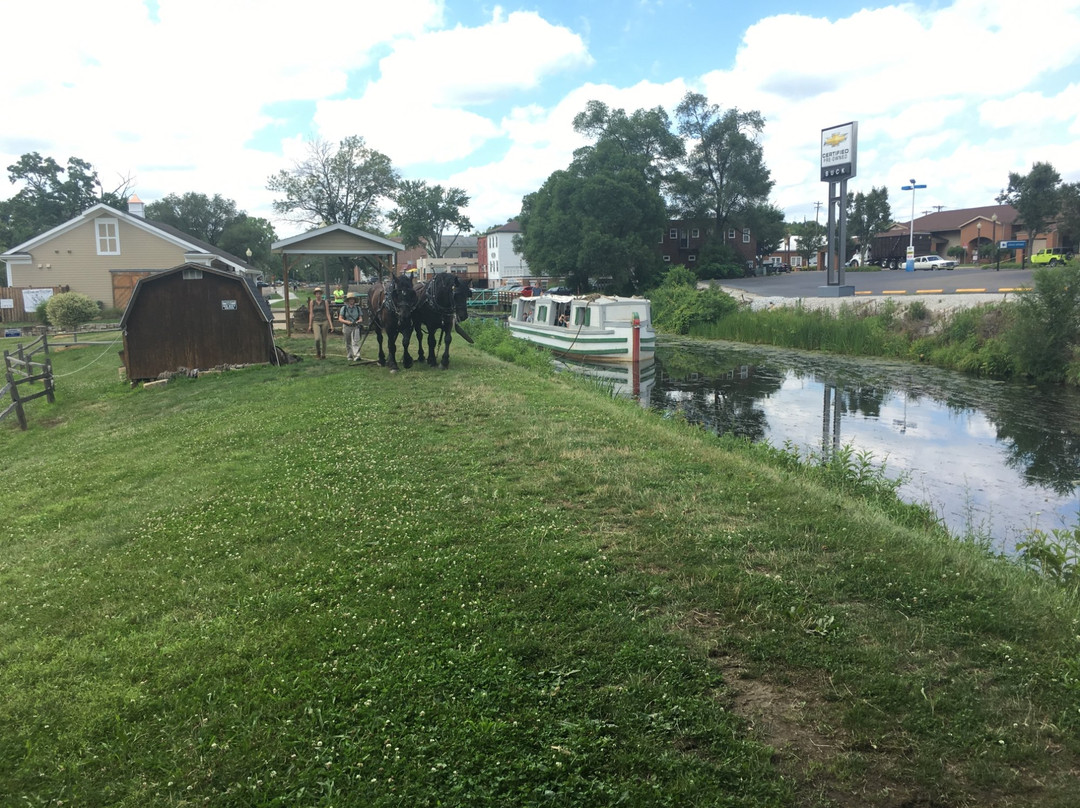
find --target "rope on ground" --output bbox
[51,333,124,378]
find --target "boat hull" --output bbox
[507,322,655,362]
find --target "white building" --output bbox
[482,220,530,287]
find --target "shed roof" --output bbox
[120,263,272,328]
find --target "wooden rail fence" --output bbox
[2,333,55,430]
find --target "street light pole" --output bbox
[900,179,927,271]
[992,214,999,271]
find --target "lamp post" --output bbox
[901,179,927,271]
[976,221,981,264]
[992,214,999,271]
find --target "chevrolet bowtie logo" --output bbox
[824,133,847,147]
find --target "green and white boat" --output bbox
[508,293,655,363]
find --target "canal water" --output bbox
[574,339,1080,552]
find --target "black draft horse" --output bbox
[366,273,418,372]
[412,273,473,369]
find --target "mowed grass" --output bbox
[2,332,1080,807]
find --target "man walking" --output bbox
[338,291,364,362]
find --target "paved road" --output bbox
[720,267,1036,298]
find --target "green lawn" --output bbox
[2,333,1079,807]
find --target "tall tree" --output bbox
[388,181,472,258]
[145,192,240,245]
[673,93,773,238]
[267,136,399,231]
[846,187,893,263]
[1057,181,1080,252]
[790,220,826,267]
[743,202,786,267]
[0,152,131,250]
[217,215,278,271]
[999,162,1062,259]
[517,140,667,294]
[571,100,684,197]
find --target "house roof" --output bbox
[487,220,522,234]
[891,203,1018,235]
[0,203,259,274]
[120,263,272,328]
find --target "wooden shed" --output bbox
[120,263,276,381]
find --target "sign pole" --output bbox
[819,121,856,297]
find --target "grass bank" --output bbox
[3,333,1080,807]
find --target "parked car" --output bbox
[912,255,956,270]
[1031,248,1074,266]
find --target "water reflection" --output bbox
[554,357,655,407]
[647,338,1080,551]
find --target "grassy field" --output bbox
[2,331,1080,807]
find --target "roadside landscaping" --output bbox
[2,336,1079,806]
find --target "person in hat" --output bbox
[308,287,333,359]
[337,291,364,362]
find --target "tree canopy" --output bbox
[846,187,892,262]
[1000,162,1062,256]
[517,140,666,294]
[267,136,399,231]
[388,181,472,258]
[145,192,241,245]
[0,152,132,251]
[673,93,773,238]
[790,220,826,267]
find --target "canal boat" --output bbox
[508,293,655,363]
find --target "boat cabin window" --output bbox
[574,308,591,327]
[538,305,548,323]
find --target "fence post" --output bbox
[5,366,27,430]
[44,355,55,404]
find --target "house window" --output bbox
[662,255,671,262]
[182,268,203,280]
[742,228,751,243]
[692,228,700,239]
[728,228,736,239]
[688,254,697,262]
[669,228,677,239]
[658,231,665,244]
[96,218,120,255]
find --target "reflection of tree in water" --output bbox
[990,388,1080,497]
[653,353,781,443]
[655,339,1080,497]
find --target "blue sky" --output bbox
[2,0,1078,239]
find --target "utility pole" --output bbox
[813,201,823,224]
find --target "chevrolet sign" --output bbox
[821,122,857,182]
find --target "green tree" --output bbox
[388,181,472,258]
[743,202,786,267]
[145,192,240,245]
[517,140,666,294]
[999,162,1062,260]
[572,100,684,196]
[267,136,399,231]
[45,292,99,333]
[846,187,892,263]
[790,220,826,268]
[217,215,278,271]
[0,152,132,250]
[1058,181,1080,252]
[673,93,773,241]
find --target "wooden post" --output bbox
[283,254,292,337]
[631,312,640,364]
[44,355,55,404]
[7,367,26,430]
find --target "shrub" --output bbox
[1008,265,1080,381]
[651,280,739,335]
[35,299,51,325]
[44,292,99,332]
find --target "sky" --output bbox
[3,0,1079,242]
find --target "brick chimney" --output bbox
[127,194,145,218]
